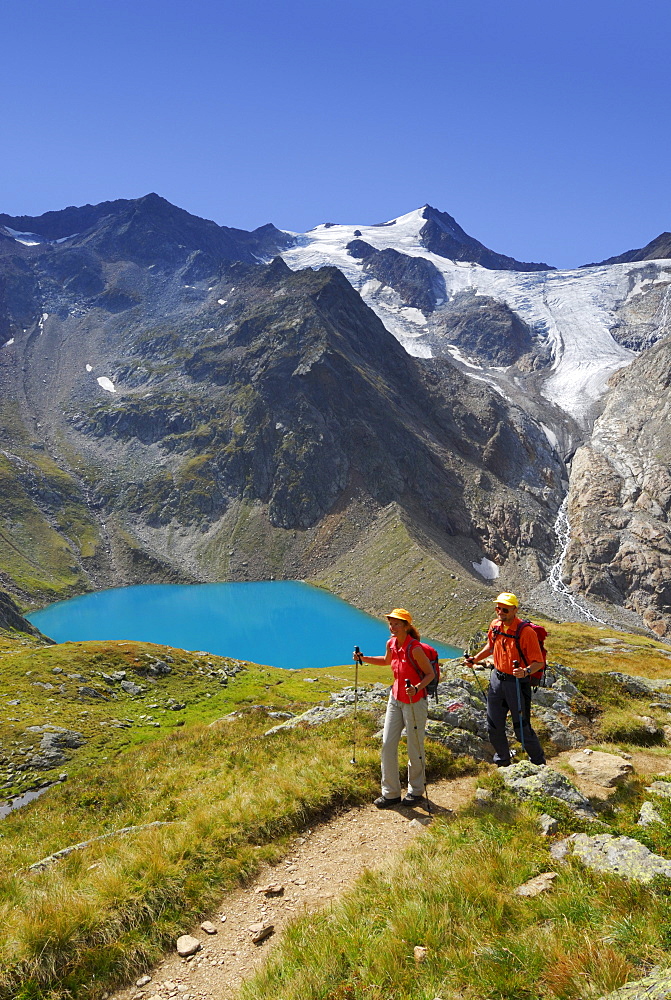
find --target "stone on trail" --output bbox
[200,920,217,934]
[638,801,665,826]
[176,934,201,957]
[567,750,634,787]
[249,920,274,943]
[255,882,284,895]
[514,871,558,897]
[550,833,671,883]
[501,761,597,819]
[595,967,671,999]
[135,974,151,987]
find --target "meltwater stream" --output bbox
[549,497,608,624]
[28,581,460,670]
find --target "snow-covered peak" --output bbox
[279,209,671,429]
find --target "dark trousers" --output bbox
[487,670,546,766]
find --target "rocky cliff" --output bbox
[564,336,671,635]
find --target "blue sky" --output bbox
[2,0,669,267]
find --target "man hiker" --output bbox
[464,592,546,767]
[354,608,434,808]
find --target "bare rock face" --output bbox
[563,336,671,637]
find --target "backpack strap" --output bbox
[491,621,532,666]
[405,638,424,682]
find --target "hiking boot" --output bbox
[374,795,402,809]
[401,793,423,806]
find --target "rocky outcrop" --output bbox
[595,968,671,1000]
[588,231,671,267]
[418,205,554,272]
[0,591,46,638]
[429,292,543,367]
[563,336,671,636]
[501,761,597,819]
[551,833,671,883]
[359,247,446,314]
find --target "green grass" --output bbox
[4,619,671,999]
[241,800,671,1000]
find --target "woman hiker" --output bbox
[354,608,435,808]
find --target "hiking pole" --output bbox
[405,679,432,816]
[464,655,487,704]
[351,646,362,764]
[513,660,526,756]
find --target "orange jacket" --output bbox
[487,617,543,675]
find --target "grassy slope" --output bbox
[0,402,102,605]
[2,618,671,998]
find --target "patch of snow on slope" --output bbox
[541,423,559,451]
[2,338,14,348]
[472,557,499,580]
[97,377,116,393]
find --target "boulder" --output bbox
[551,833,671,883]
[501,761,597,819]
[567,750,634,787]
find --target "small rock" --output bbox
[248,921,274,943]
[176,935,201,957]
[514,871,558,897]
[646,781,671,799]
[121,679,145,696]
[200,921,217,934]
[474,787,494,802]
[539,814,559,836]
[136,975,152,987]
[414,945,428,963]
[219,914,227,922]
[255,883,284,896]
[409,817,431,829]
[638,801,665,827]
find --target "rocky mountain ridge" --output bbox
[1,195,670,636]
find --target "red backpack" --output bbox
[405,639,441,699]
[492,620,548,686]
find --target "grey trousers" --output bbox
[381,692,429,798]
[487,670,546,766]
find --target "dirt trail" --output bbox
[109,748,670,1000]
[111,776,478,1000]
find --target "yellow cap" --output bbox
[386,608,413,624]
[494,592,519,607]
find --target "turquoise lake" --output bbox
[28,582,461,670]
